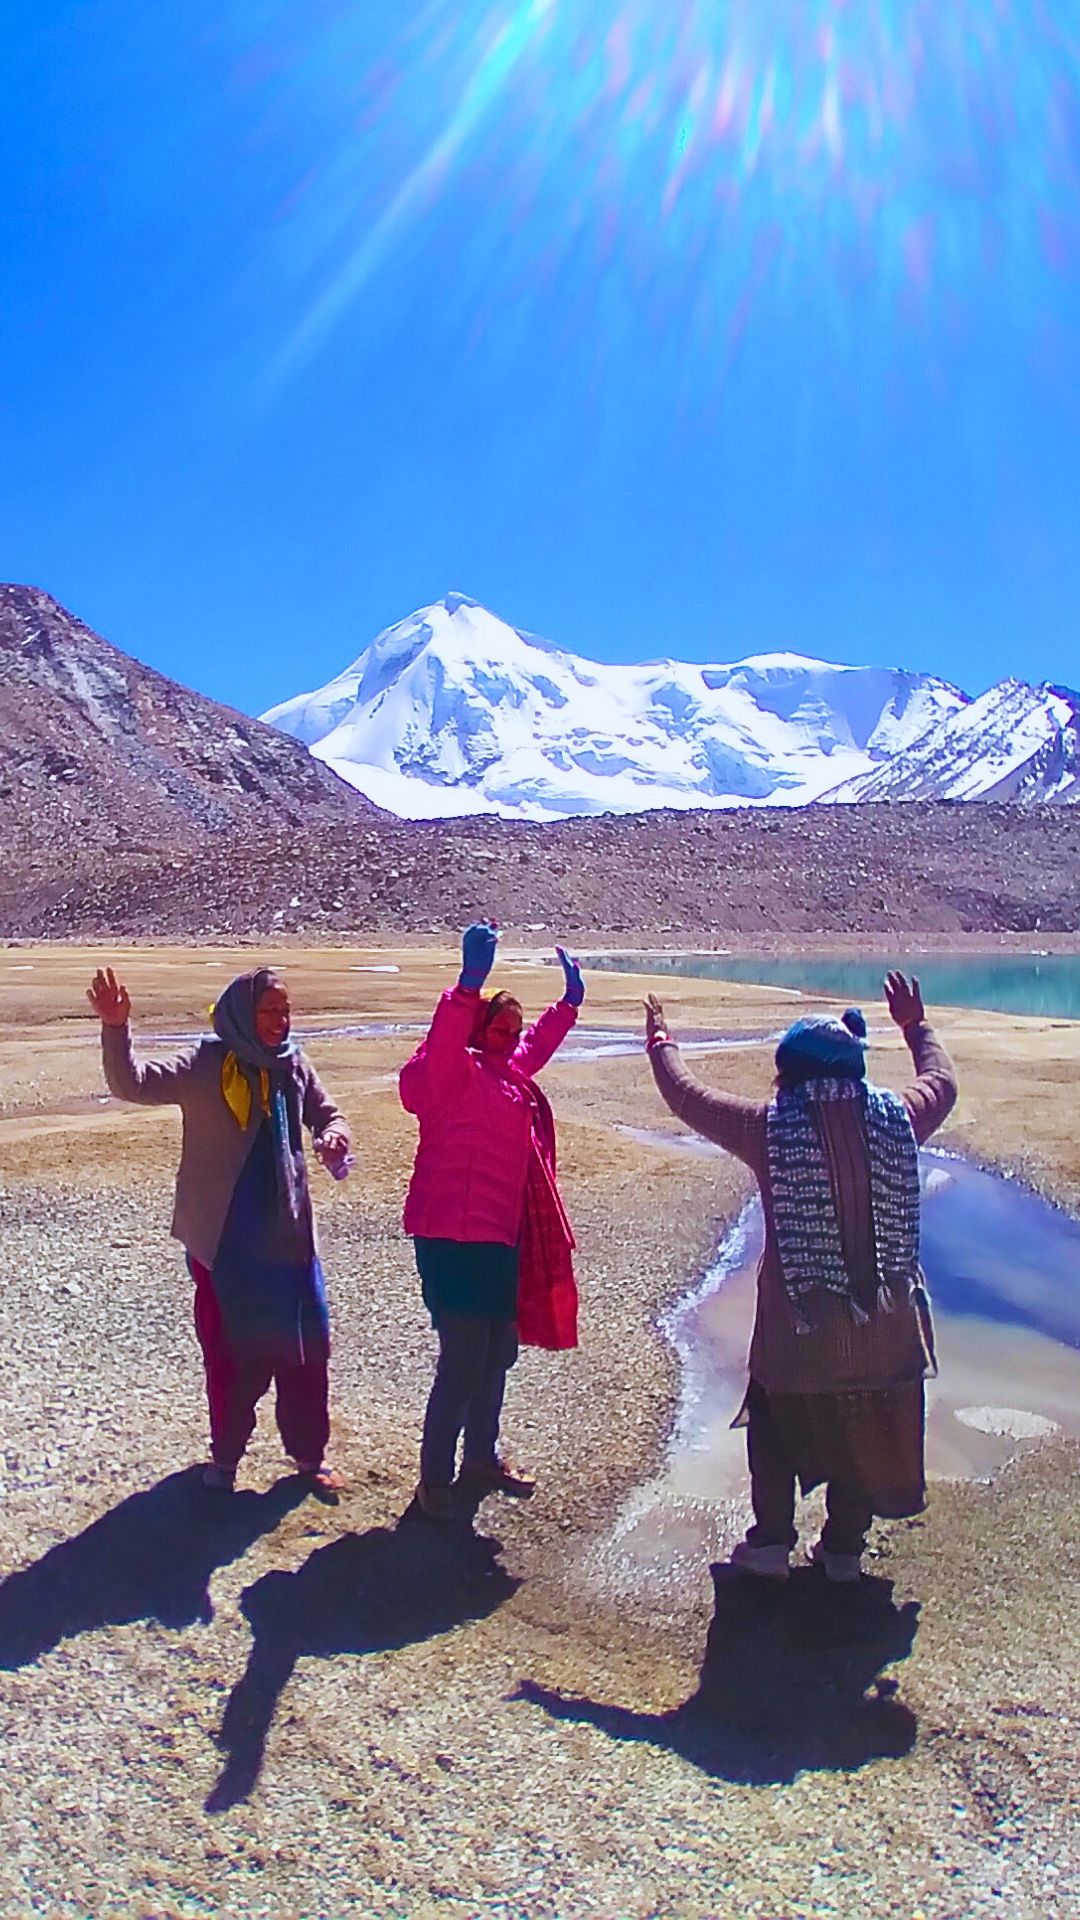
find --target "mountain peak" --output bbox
[821,673,1080,804]
[728,649,850,675]
[262,598,992,820]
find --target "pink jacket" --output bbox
[400,987,578,1245]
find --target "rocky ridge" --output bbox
[5,800,1079,941]
[0,585,376,869]
[824,678,1080,805]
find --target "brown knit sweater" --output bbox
[649,1023,958,1395]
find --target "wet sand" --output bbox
[0,944,1078,1918]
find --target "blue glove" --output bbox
[460,921,497,992]
[556,945,585,1008]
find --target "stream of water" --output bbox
[143,1022,771,1061]
[589,1141,1080,1597]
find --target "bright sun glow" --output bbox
[261,0,1080,369]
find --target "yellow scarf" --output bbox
[221,1052,271,1131]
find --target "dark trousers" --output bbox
[190,1258,330,1471]
[420,1313,519,1487]
[746,1390,873,1557]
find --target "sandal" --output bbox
[293,1462,347,1499]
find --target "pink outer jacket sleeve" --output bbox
[398,986,479,1115]
[511,999,578,1078]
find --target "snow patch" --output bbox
[954,1406,1060,1439]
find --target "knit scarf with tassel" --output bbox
[765,1078,921,1334]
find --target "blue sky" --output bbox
[2,0,1079,713]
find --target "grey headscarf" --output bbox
[212,967,297,1072]
[211,967,303,1212]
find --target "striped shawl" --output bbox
[765,1078,920,1333]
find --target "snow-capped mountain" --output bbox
[261,593,974,820]
[821,678,1080,804]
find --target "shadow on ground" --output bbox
[207,1510,519,1812]
[0,1467,307,1667]
[519,1563,920,1785]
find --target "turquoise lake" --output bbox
[587,952,1080,1020]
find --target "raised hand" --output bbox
[884,970,925,1029]
[555,945,585,1008]
[460,920,498,992]
[86,966,131,1027]
[644,993,669,1044]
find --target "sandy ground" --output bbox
[0,944,1077,1919]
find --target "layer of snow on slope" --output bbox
[261,593,970,820]
[822,678,1080,805]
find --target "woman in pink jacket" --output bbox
[400,922,583,1520]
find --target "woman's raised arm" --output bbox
[645,994,765,1168]
[885,971,958,1145]
[88,968,201,1107]
[398,924,498,1114]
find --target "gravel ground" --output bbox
[0,949,1077,1919]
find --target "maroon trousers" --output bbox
[188,1257,329,1471]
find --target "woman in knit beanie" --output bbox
[646,972,957,1583]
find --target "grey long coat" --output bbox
[101,1023,346,1269]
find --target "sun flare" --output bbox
[257,0,1080,367]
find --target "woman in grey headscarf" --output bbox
[646,973,957,1582]
[88,963,351,1492]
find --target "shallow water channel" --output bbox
[145,1022,770,1062]
[589,1142,1080,1596]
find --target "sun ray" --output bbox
[247,0,1080,377]
[277,0,557,370]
